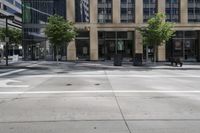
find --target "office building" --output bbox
[0,0,22,28]
[23,0,200,62]
[0,0,22,57]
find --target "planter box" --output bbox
[114,54,122,66]
[133,53,143,66]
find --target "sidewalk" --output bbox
[0,60,200,70]
[66,60,200,70]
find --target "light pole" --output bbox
[0,15,14,66]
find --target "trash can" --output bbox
[133,53,143,66]
[114,54,122,66]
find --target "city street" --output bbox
[0,61,200,133]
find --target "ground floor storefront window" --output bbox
[23,40,67,61]
[98,31,134,61]
[166,31,200,62]
[75,31,90,60]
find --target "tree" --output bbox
[0,28,22,45]
[137,13,175,62]
[0,28,22,60]
[45,15,77,62]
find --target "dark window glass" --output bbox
[77,31,90,38]
[143,0,157,22]
[76,31,90,60]
[22,0,66,24]
[121,0,135,23]
[166,0,180,22]
[15,1,22,9]
[6,0,14,4]
[22,0,66,42]
[3,5,22,18]
[188,0,200,22]
[98,0,112,23]
[75,0,90,22]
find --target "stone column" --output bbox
[135,0,143,24]
[157,0,166,61]
[157,44,166,61]
[135,31,143,54]
[158,0,165,13]
[112,0,121,23]
[90,26,98,60]
[90,0,98,24]
[67,41,76,61]
[134,0,143,55]
[180,0,188,24]
[66,0,75,60]
[67,0,75,22]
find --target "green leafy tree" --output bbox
[0,28,22,45]
[45,15,77,62]
[137,13,175,62]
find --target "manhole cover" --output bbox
[66,84,72,86]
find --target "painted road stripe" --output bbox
[1,90,200,95]
[0,64,38,77]
[0,69,26,77]
[21,74,200,78]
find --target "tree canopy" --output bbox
[0,28,22,45]
[137,13,175,61]
[44,15,77,47]
[137,13,175,46]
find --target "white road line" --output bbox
[1,90,200,95]
[0,69,26,77]
[0,64,38,77]
[22,74,200,78]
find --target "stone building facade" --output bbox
[23,0,200,62]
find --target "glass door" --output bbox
[184,39,197,61]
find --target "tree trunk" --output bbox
[153,45,157,63]
[146,45,149,63]
[56,46,59,63]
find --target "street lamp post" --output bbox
[0,15,14,66]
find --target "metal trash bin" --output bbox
[114,54,122,66]
[133,53,143,66]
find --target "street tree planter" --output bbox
[114,54,123,66]
[133,53,143,66]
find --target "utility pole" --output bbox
[0,15,14,66]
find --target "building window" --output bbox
[15,1,22,9]
[76,31,90,60]
[6,0,14,4]
[3,5,22,18]
[22,0,66,24]
[75,0,90,22]
[98,31,134,60]
[121,0,135,23]
[166,31,199,62]
[188,0,200,22]
[143,0,157,22]
[166,0,180,22]
[98,0,112,23]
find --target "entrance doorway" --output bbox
[167,31,199,62]
[75,31,90,61]
[173,39,197,61]
[98,31,134,61]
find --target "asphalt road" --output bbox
[0,61,200,133]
